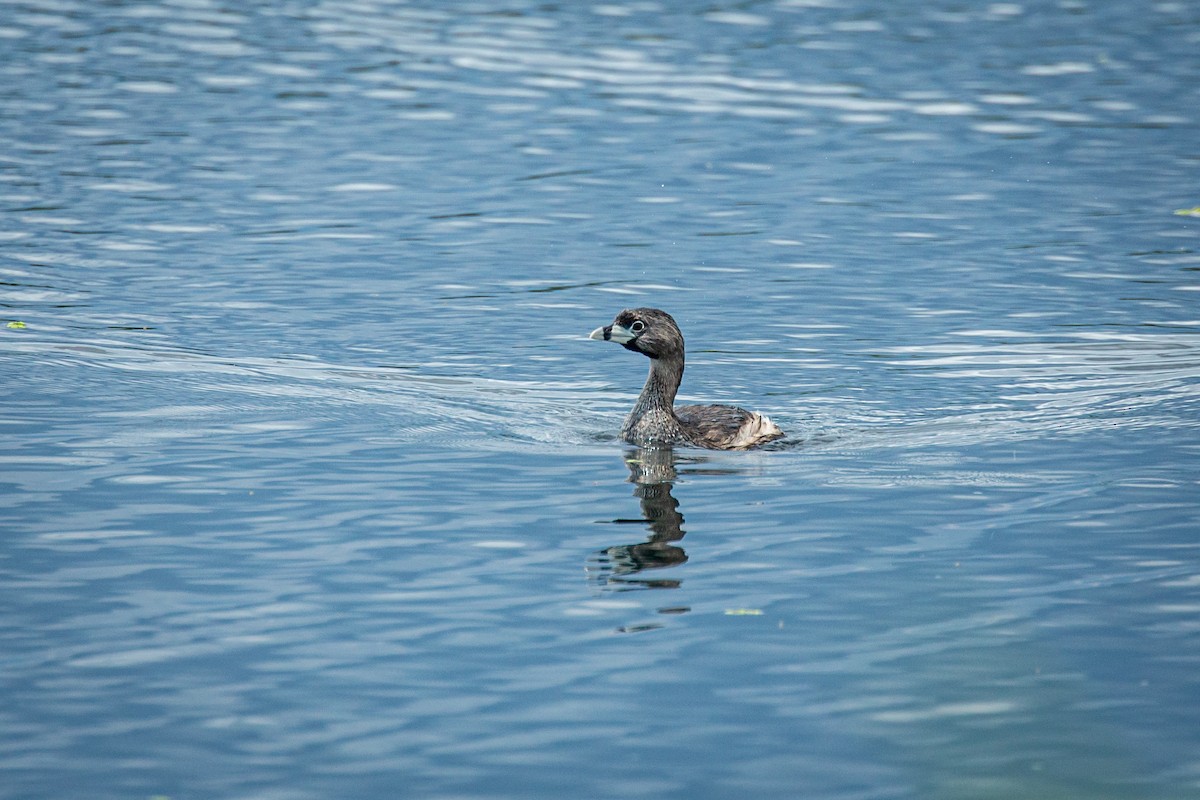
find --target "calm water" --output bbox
[2,1,1199,798]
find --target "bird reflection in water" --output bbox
[587,446,694,592]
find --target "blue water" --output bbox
[2,2,1199,798]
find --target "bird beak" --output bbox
[589,323,635,344]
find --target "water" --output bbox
[2,1,1199,798]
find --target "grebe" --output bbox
[589,308,784,450]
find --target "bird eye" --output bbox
[630,320,645,333]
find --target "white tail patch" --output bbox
[728,412,784,450]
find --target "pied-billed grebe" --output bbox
[589,308,784,450]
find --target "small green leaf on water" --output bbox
[724,608,763,616]
[6,321,26,329]
[1174,207,1200,217]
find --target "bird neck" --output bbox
[635,353,684,415]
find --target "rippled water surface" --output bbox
[3,1,1199,798]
